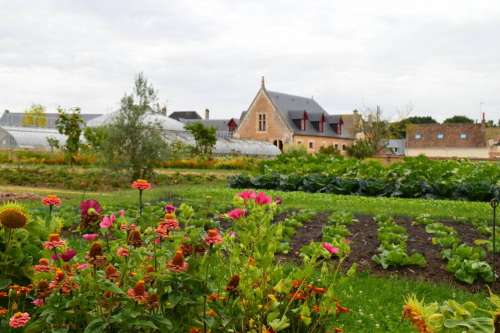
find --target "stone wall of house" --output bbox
[292,135,353,155]
[406,147,490,159]
[234,90,293,144]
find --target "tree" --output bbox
[83,126,107,152]
[55,107,84,164]
[443,115,474,124]
[102,73,169,180]
[388,116,437,139]
[185,122,217,157]
[346,139,376,159]
[360,106,389,153]
[22,104,47,127]
[46,137,60,152]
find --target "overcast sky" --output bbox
[1,0,500,122]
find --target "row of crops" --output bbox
[229,154,500,201]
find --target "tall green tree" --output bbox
[102,73,169,180]
[443,115,474,124]
[185,122,217,157]
[388,116,437,139]
[55,107,84,164]
[22,104,47,127]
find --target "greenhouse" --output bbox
[0,126,66,149]
[88,112,280,156]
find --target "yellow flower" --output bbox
[0,202,29,229]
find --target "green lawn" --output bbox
[0,182,493,332]
[3,182,491,222]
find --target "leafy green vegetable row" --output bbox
[229,155,500,202]
[415,215,495,284]
[277,210,316,254]
[372,215,426,269]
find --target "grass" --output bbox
[2,181,491,220]
[165,183,492,222]
[335,273,489,332]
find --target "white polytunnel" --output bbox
[87,112,280,156]
[0,126,67,149]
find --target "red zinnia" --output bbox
[167,250,189,272]
[131,179,151,191]
[42,195,61,207]
[204,229,223,246]
[127,280,148,303]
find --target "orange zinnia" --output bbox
[167,251,189,272]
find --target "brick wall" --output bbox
[406,124,487,148]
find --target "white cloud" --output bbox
[1,0,499,122]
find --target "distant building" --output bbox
[168,111,202,122]
[234,78,358,153]
[383,139,406,156]
[0,110,102,128]
[406,123,499,159]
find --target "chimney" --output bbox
[205,108,210,120]
[481,112,486,125]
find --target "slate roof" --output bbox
[183,119,239,132]
[168,111,202,121]
[0,111,102,128]
[265,90,351,138]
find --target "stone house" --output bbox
[234,79,356,153]
[406,123,500,159]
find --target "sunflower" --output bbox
[0,202,29,229]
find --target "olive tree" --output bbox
[102,73,169,180]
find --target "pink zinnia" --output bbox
[82,233,98,241]
[204,229,223,246]
[227,208,246,220]
[34,258,50,272]
[322,242,339,255]
[100,215,114,229]
[9,312,30,328]
[32,298,44,307]
[116,247,129,257]
[118,209,126,217]
[77,263,90,271]
[43,234,65,250]
[238,190,256,201]
[255,192,272,205]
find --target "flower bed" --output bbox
[0,190,351,332]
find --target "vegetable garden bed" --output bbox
[277,210,499,292]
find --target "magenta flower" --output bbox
[164,204,176,213]
[80,199,102,218]
[82,233,98,241]
[238,190,256,201]
[322,242,339,255]
[60,248,77,262]
[227,208,246,220]
[255,192,272,205]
